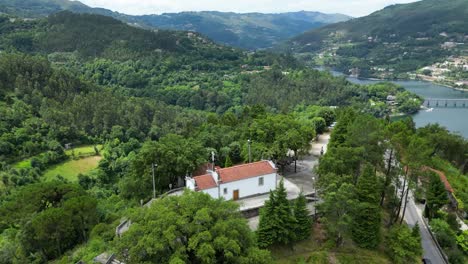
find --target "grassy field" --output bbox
[13,145,102,169]
[43,156,102,182]
[65,145,102,157]
[14,158,33,169]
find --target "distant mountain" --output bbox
[0,0,351,50]
[0,0,132,21]
[136,11,351,50]
[0,0,92,17]
[287,0,468,78]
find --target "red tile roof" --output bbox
[218,160,276,183]
[193,174,217,190]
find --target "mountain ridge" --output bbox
[0,0,351,50]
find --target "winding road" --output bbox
[404,192,447,264]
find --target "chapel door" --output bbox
[233,190,239,201]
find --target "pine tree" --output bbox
[356,165,380,204]
[257,178,296,247]
[412,222,421,240]
[224,155,233,168]
[257,190,277,248]
[293,192,312,241]
[352,203,381,248]
[351,165,381,249]
[273,178,296,245]
[425,173,449,219]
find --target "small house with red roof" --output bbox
[186,160,278,200]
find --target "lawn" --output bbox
[65,145,102,157]
[14,158,34,169]
[13,145,102,169]
[43,156,102,182]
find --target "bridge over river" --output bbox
[424,98,468,108]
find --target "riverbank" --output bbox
[415,74,468,92]
[318,67,468,93]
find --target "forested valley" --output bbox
[0,10,466,264]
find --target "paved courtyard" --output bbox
[236,177,301,211]
[282,132,330,195]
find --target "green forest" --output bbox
[0,8,467,264]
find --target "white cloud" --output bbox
[79,0,420,17]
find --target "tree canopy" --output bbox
[116,191,271,264]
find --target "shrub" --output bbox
[429,218,459,249]
[386,225,422,264]
[446,213,460,232]
[456,230,468,254]
[447,248,464,264]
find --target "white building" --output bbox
[186,161,277,200]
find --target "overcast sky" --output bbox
[79,0,420,17]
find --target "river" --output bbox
[323,68,468,138]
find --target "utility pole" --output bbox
[211,151,215,171]
[248,139,252,163]
[312,176,317,216]
[152,163,158,199]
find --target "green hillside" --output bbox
[0,0,350,50]
[288,0,468,78]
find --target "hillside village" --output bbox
[417,56,468,90]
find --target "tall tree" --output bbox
[425,172,449,219]
[351,165,381,249]
[318,180,356,247]
[347,115,385,170]
[256,189,277,248]
[399,137,432,224]
[380,119,414,206]
[281,129,310,173]
[257,179,296,247]
[293,192,312,241]
[63,196,98,242]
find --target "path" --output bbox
[404,192,448,264]
[283,132,330,194]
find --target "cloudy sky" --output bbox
[79,0,420,17]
